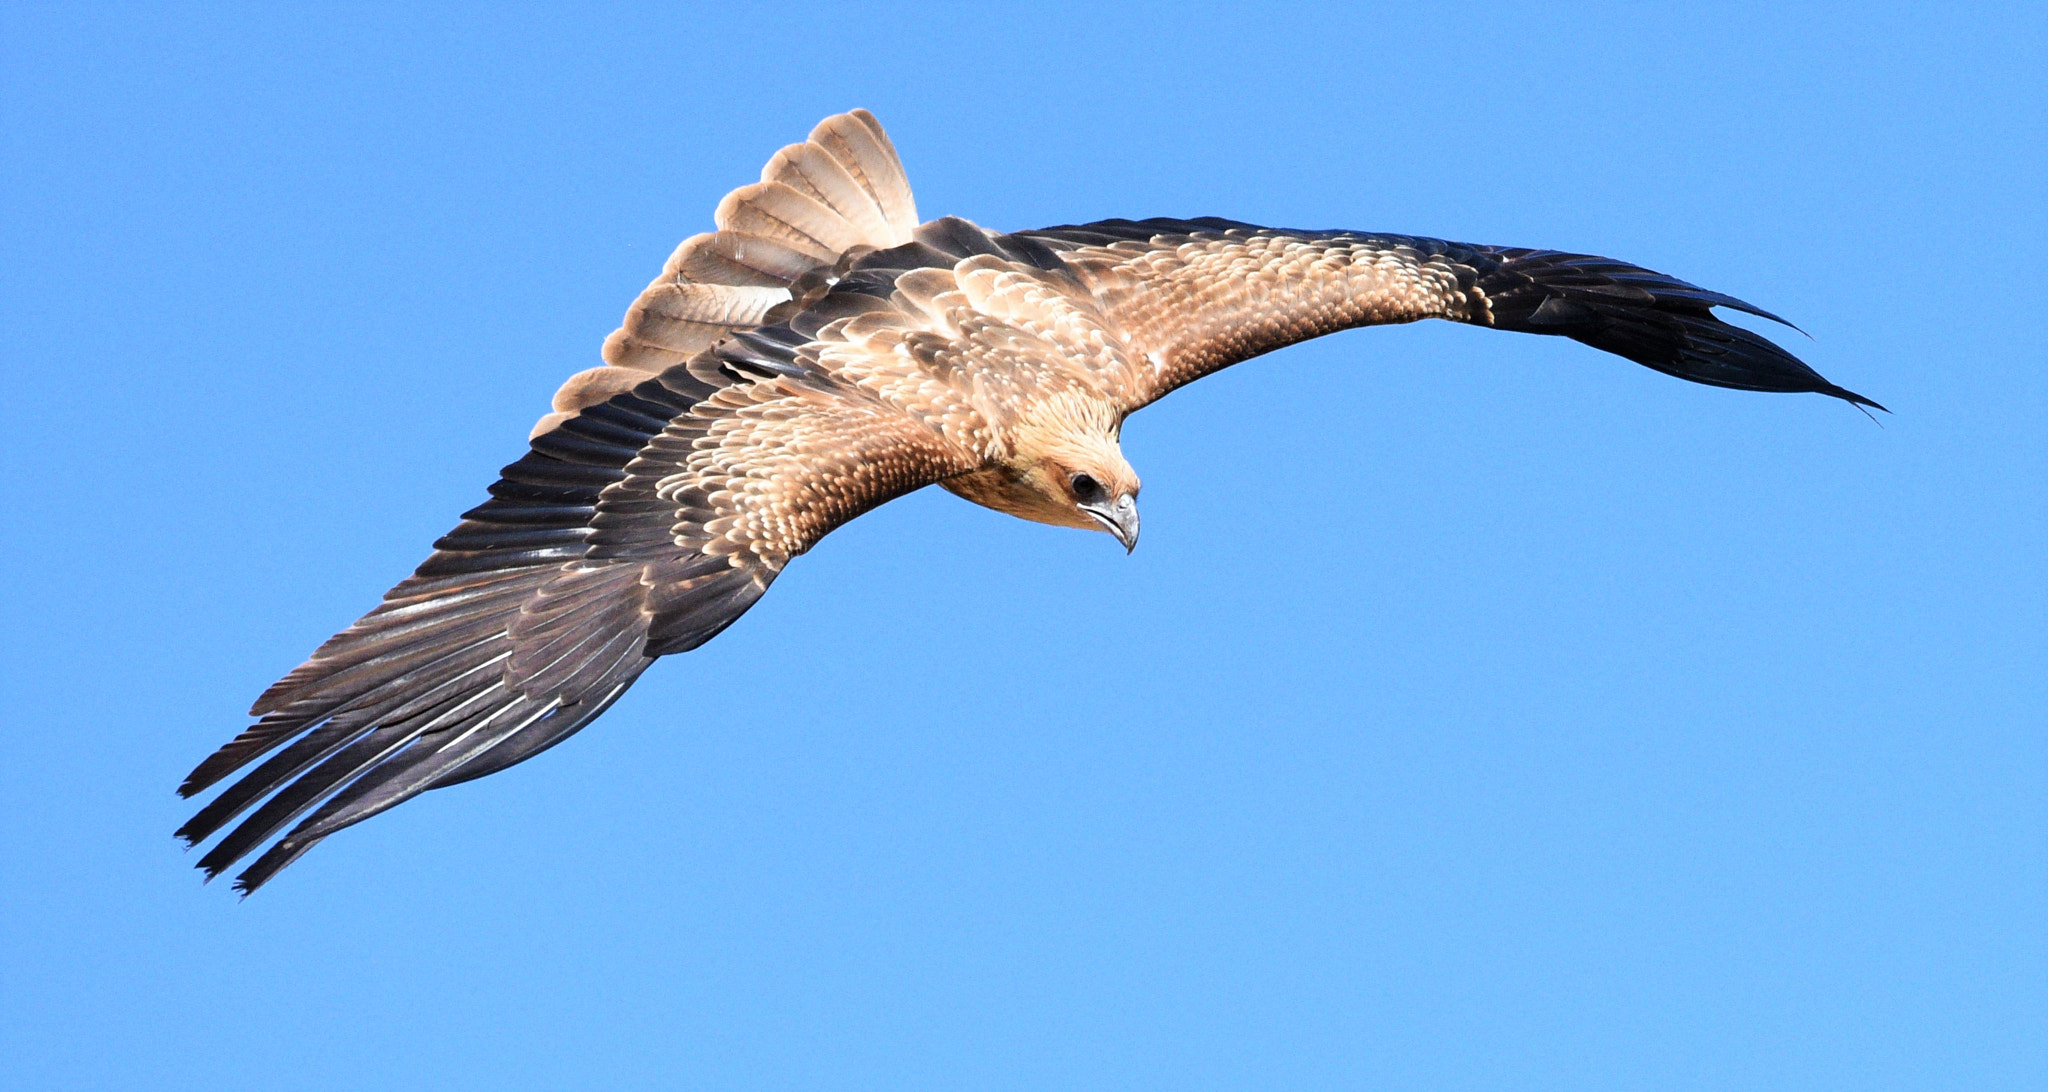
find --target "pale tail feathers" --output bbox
[545,109,921,435]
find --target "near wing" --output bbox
[179,337,975,893]
[178,108,947,894]
[1021,218,1880,412]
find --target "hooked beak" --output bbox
[1080,494,1140,553]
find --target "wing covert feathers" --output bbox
[562,109,920,435]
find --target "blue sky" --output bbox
[1,4,2040,1089]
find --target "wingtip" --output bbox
[232,835,319,896]
[173,808,215,847]
[187,842,259,897]
[1826,384,1888,415]
[1834,388,1889,421]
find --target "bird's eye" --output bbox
[1070,473,1101,501]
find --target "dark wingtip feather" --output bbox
[232,836,320,895]
[1821,383,1887,414]
[1474,248,1875,409]
[178,725,289,798]
[175,819,207,849]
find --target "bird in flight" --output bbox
[178,110,1878,893]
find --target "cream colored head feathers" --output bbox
[939,391,1141,549]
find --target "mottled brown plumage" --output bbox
[179,111,1877,893]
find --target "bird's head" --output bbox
[1048,447,1141,553]
[1013,393,1141,552]
[943,391,1142,551]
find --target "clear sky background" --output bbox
[2,4,2041,1090]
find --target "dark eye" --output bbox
[1070,473,1102,501]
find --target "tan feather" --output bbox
[624,283,790,351]
[659,231,820,288]
[761,142,900,247]
[531,365,657,437]
[809,109,918,241]
[527,410,577,438]
[713,180,865,257]
[599,330,693,374]
[600,279,795,374]
[550,365,650,412]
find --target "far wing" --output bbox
[1022,218,1879,412]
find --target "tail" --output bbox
[534,109,921,436]
[1471,248,1884,411]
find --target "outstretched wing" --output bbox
[177,109,944,894]
[534,109,920,437]
[179,345,974,894]
[1022,218,1880,412]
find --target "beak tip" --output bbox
[1082,499,1140,554]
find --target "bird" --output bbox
[177,109,1879,893]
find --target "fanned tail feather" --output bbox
[535,109,922,437]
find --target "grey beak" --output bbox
[1081,494,1140,553]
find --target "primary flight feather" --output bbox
[179,109,1878,893]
